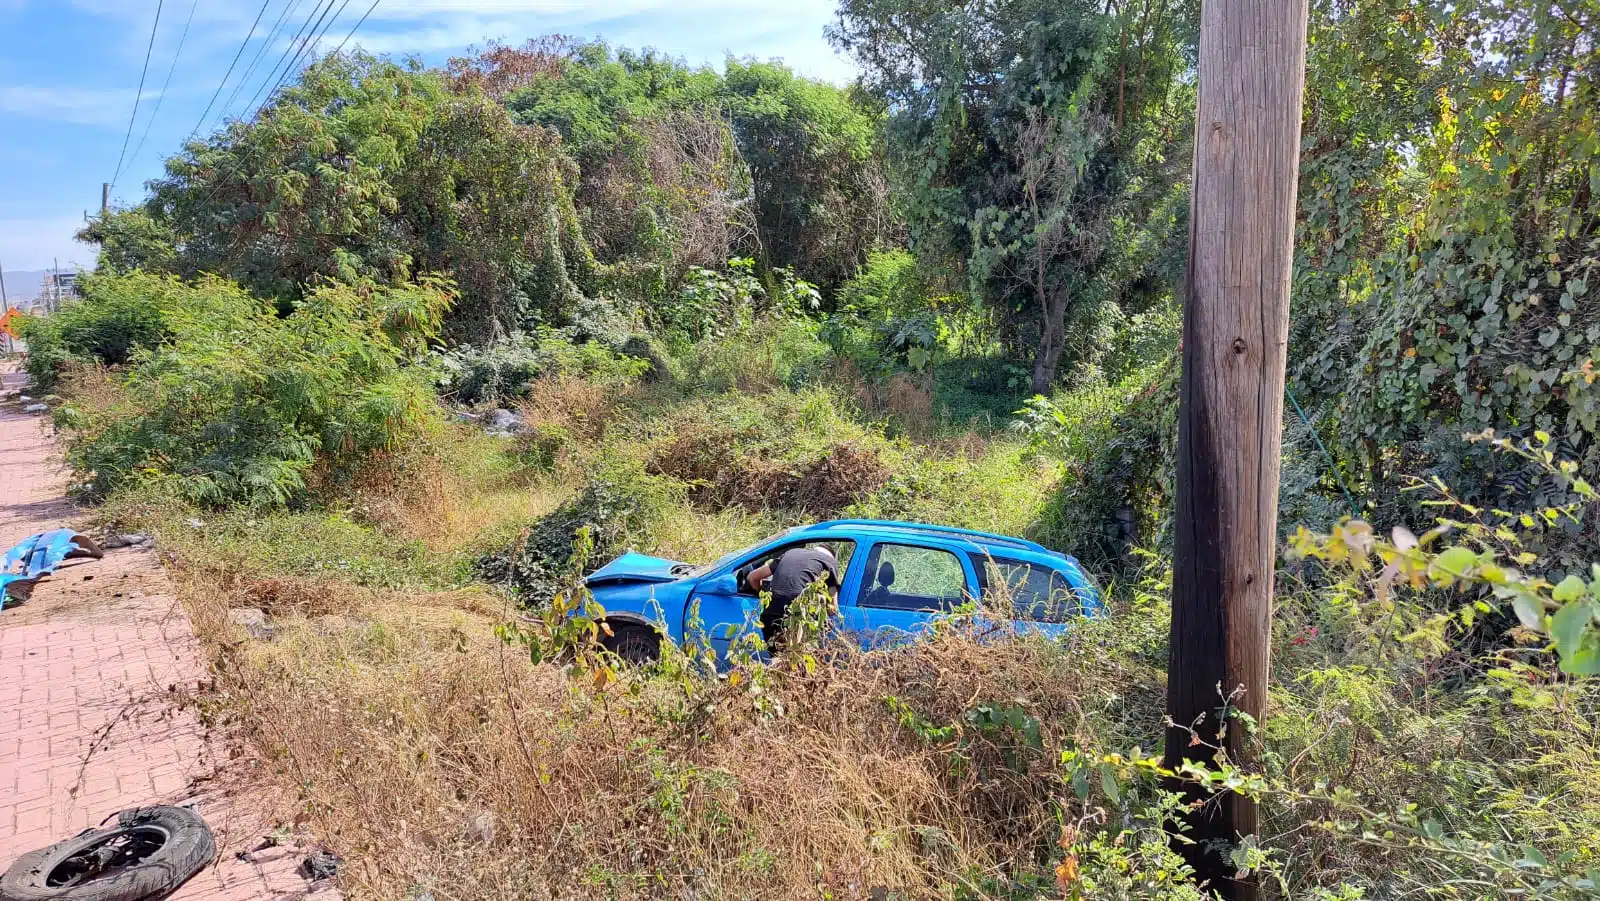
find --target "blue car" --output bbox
[584,519,1104,663]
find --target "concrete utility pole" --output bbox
[102,182,111,217]
[1162,1,1309,899]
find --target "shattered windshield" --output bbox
[680,527,802,578]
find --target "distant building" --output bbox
[37,271,80,312]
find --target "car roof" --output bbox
[795,519,1068,563]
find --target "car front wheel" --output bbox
[601,622,661,665]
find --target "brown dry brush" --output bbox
[175,563,1161,900]
[648,430,890,516]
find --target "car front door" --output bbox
[838,539,977,648]
[689,539,857,661]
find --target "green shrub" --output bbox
[853,441,1054,541]
[435,327,648,405]
[835,249,929,320]
[18,271,185,389]
[103,480,446,590]
[1022,363,1177,574]
[56,274,452,508]
[1100,300,1180,384]
[478,458,682,604]
[675,317,829,393]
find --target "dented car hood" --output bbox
[584,551,685,587]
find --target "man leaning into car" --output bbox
[745,544,839,646]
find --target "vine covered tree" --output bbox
[831,0,1197,393]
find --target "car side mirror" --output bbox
[706,572,739,595]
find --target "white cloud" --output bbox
[370,0,680,15]
[347,17,537,55]
[347,0,850,80]
[0,214,94,272]
[0,86,161,128]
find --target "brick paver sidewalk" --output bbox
[0,365,339,899]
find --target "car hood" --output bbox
[585,551,685,587]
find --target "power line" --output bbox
[193,0,378,211]
[127,0,200,179]
[190,0,340,208]
[110,0,164,192]
[265,0,353,105]
[216,0,308,131]
[244,0,339,117]
[303,0,360,62]
[187,0,276,141]
[329,0,381,56]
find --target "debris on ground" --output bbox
[465,810,496,846]
[298,848,343,881]
[484,407,524,437]
[227,607,276,641]
[22,403,47,413]
[3,528,104,608]
[103,533,155,549]
[0,805,216,901]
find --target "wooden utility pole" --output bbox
[1162,1,1309,899]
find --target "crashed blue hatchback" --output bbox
[583,519,1104,663]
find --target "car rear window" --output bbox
[970,554,1083,623]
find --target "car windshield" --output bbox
[681,527,801,578]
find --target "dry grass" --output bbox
[166,537,1159,901]
[648,432,890,516]
[343,424,570,554]
[516,373,628,441]
[54,363,127,413]
[829,366,937,438]
[115,365,1150,900]
[652,505,776,565]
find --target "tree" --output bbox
[150,54,441,300]
[76,208,177,275]
[140,53,597,341]
[723,59,893,293]
[446,36,574,100]
[977,108,1110,394]
[502,43,894,296]
[831,0,1196,393]
[1289,0,1600,559]
[399,94,595,342]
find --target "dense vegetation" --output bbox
[15,0,1599,898]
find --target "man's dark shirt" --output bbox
[768,546,839,603]
[760,546,839,639]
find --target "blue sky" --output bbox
[0,0,855,272]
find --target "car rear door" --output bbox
[838,538,978,648]
[969,554,1086,638]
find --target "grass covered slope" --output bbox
[33,5,1600,894]
[26,269,1592,899]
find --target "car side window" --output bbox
[859,543,969,612]
[737,540,854,594]
[972,555,1081,623]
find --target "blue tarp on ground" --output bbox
[1,528,101,610]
